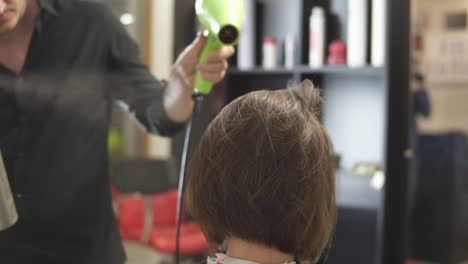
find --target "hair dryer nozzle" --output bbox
[219,25,239,44]
[196,0,245,45]
[194,0,246,95]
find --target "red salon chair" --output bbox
[111,159,210,258]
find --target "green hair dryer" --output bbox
[195,0,246,95]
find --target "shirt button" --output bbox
[16,194,23,199]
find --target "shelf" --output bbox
[298,65,386,76]
[228,65,385,77]
[228,67,294,76]
[336,171,382,210]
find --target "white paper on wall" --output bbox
[426,32,468,83]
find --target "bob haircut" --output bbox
[187,81,336,262]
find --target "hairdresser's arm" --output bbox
[164,34,234,123]
[107,25,233,136]
[107,26,181,136]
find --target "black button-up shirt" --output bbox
[0,0,183,263]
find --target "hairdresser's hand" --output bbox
[164,33,235,123]
[0,1,6,14]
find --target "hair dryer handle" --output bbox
[195,33,223,95]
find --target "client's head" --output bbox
[187,81,336,263]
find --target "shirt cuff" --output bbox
[146,82,187,137]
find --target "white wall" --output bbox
[150,0,175,79]
[323,76,387,170]
[147,0,175,159]
[415,0,468,134]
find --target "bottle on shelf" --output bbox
[309,7,326,68]
[262,36,278,69]
[347,0,368,67]
[328,40,347,65]
[371,0,387,67]
[284,34,295,69]
[237,0,256,70]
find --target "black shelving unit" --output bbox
[222,1,410,264]
[228,66,385,76]
[173,0,410,264]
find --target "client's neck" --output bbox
[226,237,294,264]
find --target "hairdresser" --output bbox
[0,0,234,262]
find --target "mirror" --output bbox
[407,0,468,263]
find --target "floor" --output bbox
[124,242,203,264]
[124,242,173,264]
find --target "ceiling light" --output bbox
[120,13,135,25]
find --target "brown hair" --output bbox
[186,81,336,261]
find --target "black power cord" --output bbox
[175,93,204,264]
